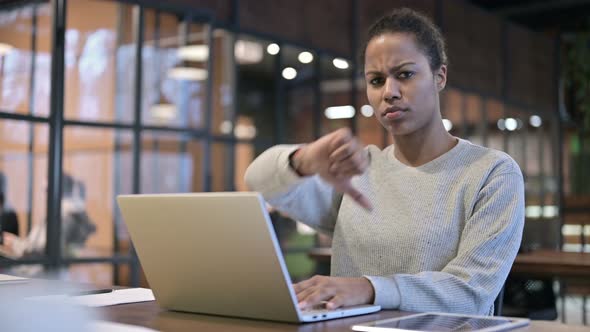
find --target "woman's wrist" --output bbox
[289,147,312,176]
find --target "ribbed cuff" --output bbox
[364,275,401,309]
[277,145,308,186]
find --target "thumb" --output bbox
[336,180,373,211]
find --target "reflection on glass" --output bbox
[320,55,351,136]
[0,120,48,261]
[141,132,202,194]
[64,1,136,123]
[142,10,208,128]
[0,3,52,116]
[63,127,133,260]
[235,34,276,142]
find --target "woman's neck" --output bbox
[392,118,457,167]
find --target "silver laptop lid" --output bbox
[117,192,301,322]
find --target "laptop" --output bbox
[117,192,381,323]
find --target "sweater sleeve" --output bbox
[244,145,342,234]
[365,165,525,315]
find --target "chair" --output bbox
[501,218,560,320]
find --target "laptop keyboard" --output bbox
[301,302,335,315]
[302,307,334,314]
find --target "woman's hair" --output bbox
[363,8,448,71]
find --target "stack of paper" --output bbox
[0,274,29,284]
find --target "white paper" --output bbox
[28,288,155,307]
[89,321,159,332]
[0,273,29,284]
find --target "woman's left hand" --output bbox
[293,275,375,310]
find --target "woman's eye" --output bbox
[369,77,384,86]
[398,71,415,79]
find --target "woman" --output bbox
[245,8,524,315]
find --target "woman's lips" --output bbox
[383,107,406,120]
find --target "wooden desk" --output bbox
[98,300,589,332]
[2,278,587,331]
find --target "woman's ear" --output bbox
[435,65,447,91]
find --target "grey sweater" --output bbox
[244,138,524,315]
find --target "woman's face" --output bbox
[364,33,446,136]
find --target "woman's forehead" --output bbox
[365,34,427,69]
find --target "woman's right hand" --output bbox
[291,128,372,211]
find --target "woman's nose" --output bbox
[383,78,401,101]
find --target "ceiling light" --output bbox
[333,58,349,69]
[360,105,374,117]
[505,118,517,131]
[442,119,453,131]
[325,105,355,119]
[298,51,314,64]
[235,40,263,64]
[497,119,505,131]
[267,43,280,55]
[282,67,297,80]
[234,124,257,139]
[150,103,177,120]
[167,67,208,81]
[177,45,208,62]
[219,120,233,134]
[529,115,542,127]
[0,43,14,56]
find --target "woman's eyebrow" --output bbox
[365,62,416,76]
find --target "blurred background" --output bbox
[0,0,588,326]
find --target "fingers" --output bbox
[338,181,373,211]
[326,295,345,310]
[294,276,333,310]
[329,139,358,164]
[329,149,369,178]
[293,276,374,311]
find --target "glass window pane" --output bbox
[356,77,384,148]
[506,106,526,168]
[0,3,52,116]
[63,126,133,259]
[464,93,484,146]
[541,114,558,208]
[440,88,463,138]
[320,55,352,136]
[142,11,208,128]
[485,98,505,152]
[212,142,268,192]
[211,142,233,192]
[525,114,542,207]
[283,45,316,143]
[234,34,276,142]
[0,120,48,263]
[64,0,136,123]
[141,132,203,194]
[235,143,256,192]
